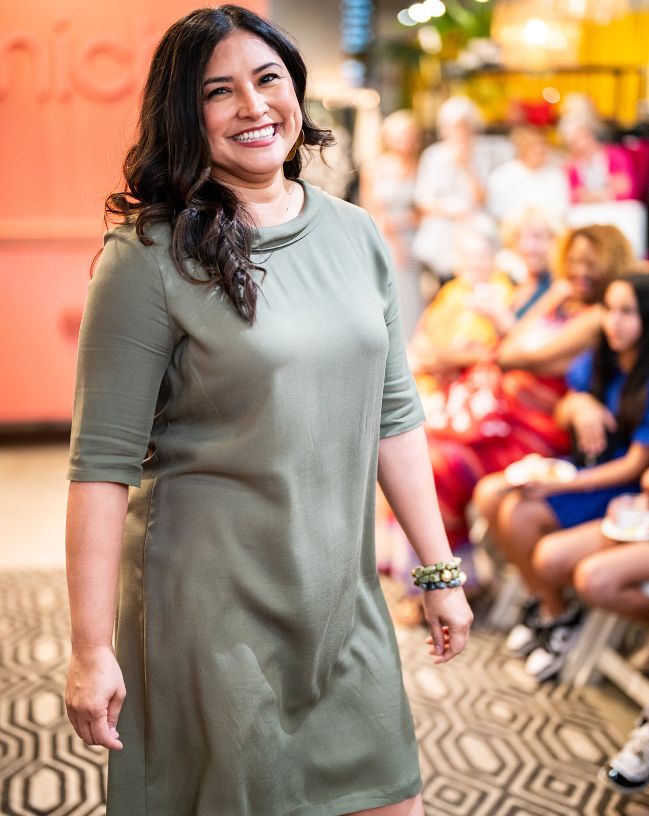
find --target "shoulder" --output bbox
[96,222,174,292]
[314,185,383,241]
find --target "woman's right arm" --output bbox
[66,230,175,748]
[65,481,128,750]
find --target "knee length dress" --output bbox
[68,181,425,816]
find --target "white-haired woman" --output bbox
[360,109,423,339]
[413,96,505,281]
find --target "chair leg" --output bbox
[561,609,627,687]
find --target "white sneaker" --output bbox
[524,606,583,681]
[505,597,541,657]
[600,719,649,794]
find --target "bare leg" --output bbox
[495,490,560,604]
[532,520,612,615]
[574,542,649,623]
[346,793,424,816]
[472,472,511,540]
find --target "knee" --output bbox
[473,474,505,522]
[574,558,611,607]
[533,535,568,585]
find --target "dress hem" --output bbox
[282,773,422,816]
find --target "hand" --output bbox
[519,480,569,501]
[422,588,473,664]
[571,393,617,457]
[66,645,126,750]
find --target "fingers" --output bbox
[426,619,446,656]
[66,687,126,751]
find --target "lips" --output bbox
[232,124,278,143]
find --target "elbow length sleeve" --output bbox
[374,230,425,439]
[68,230,175,487]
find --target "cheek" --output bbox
[628,316,643,344]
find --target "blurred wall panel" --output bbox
[0,0,265,425]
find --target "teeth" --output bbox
[233,126,275,142]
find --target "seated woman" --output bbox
[474,271,649,680]
[428,225,633,556]
[533,469,649,793]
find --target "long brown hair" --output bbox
[104,5,334,323]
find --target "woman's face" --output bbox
[603,281,643,354]
[202,30,302,185]
[564,235,607,304]
[457,232,494,284]
[516,221,552,275]
[564,123,598,157]
[389,121,420,156]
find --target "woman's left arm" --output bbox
[378,425,474,662]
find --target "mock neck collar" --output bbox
[251,180,326,253]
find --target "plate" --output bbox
[504,455,577,487]
[601,516,649,542]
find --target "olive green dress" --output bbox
[68,181,425,816]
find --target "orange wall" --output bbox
[0,0,266,424]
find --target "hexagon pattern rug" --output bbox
[2,570,649,816]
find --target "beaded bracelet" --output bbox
[411,558,467,590]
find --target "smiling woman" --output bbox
[64,6,473,816]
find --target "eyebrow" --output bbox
[203,62,282,86]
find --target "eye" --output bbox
[259,72,280,85]
[206,87,229,100]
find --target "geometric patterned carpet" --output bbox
[2,570,649,816]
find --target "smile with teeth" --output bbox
[232,125,277,143]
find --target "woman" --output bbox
[560,111,646,257]
[64,7,472,816]
[360,110,422,341]
[479,206,562,334]
[487,127,570,222]
[429,225,633,554]
[475,273,649,680]
[412,96,492,281]
[409,217,510,389]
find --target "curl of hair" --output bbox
[591,270,649,439]
[104,5,335,324]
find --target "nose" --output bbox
[238,83,269,120]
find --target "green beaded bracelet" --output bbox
[411,558,467,590]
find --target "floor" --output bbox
[1,444,648,816]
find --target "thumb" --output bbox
[107,687,125,731]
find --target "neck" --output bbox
[210,168,303,228]
[617,346,639,373]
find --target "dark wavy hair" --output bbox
[591,271,649,438]
[104,5,334,323]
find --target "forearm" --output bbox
[378,425,452,566]
[66,481,128,650]
[567,445,649,492]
